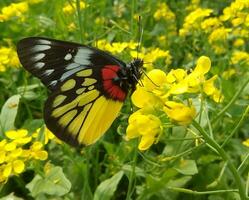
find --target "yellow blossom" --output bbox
[126,110,162,151]
[233,38,245,47]
[130,48,172,69]
[63,1,87,15]
[201,17,221,32]
[97,40,137,54]
[231,51,249,65]
[0,129,48,183]
[154,2,175,21]
[0,47,20,71]
[208,27,231,43]
[179,8,213,36]
[0,2,28,22]
[163,101,196,125]
[222,69,236,79]
[33,127,62,144]
[243,139,249,147]
[131,87,161,108]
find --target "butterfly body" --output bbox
[17,37,143,146]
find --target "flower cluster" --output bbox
[0,46,20,72]
[97,39,172,69]
[126,56,223,150]
[0,2,28,22]
[0,1,43,22]
[0,129,48,183]
[153,2,175,21]
[62,0,87,15]
[179,8,213,37]
[179,0,249,56]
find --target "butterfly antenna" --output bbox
[136,16,143,59]
[142,69,159,87]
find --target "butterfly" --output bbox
[17,37,143,147]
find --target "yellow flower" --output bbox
[0,128,49,183]
[130,48,172,69]
[0,47,20,71]
[33,127,61,144]
[5,129,32,145]
[163,101,196,125]
[29,142,48,160]
[179,8,213,36]
[0,2,28,22]
[97,40,137,54]
[243,139,249,147]
[222,69,236,79]
[193,56,211,75]
[154,2,175,21]
[233,38,245,47]
[208,27,231,43]
[201,17,221,32]
[131,87,161,108]
[26,0,44,4]
[63,1,87,15]
[231,51,249,65]
[126,110,162,151]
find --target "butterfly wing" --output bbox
[17,37,127,146]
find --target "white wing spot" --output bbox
[31,45,51,52]
[66,63,79,70]
[31,53,45,62]
[34,62,45,69]
[44,69,54,76]
[74,48,92,65]
[64,53,72,61]
[49,80,58,87]
[38,39,52,45]
[60,68,82,81]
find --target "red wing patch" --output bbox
[101,65,126,101]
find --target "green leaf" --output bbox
[26,166,71,197]
[0,192,24,200]
[174,159,198,175]
[93,171,124,200]
[0,95,20,133]
[122,164,146,177]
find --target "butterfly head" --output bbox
[126,58,143,91]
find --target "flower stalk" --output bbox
[192,120,247,200]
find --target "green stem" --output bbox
[76,0,83,43]
[192,120,247,200]
[212,77,249,125]
[126,140,138,200]
[222,105,249,147]
[167,186,238,195]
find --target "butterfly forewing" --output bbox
[17,37,126,146]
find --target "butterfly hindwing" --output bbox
[17,37,127,146]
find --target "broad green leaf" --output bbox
[0,192,23,200]
[122,164,146,177]
[0,95,20,133]
[93,171,124,200]
[174,159,198,175]
[167,176,192,187]
[26,166,71,197]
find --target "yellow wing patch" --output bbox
[76,69,93,77]
[61,79,76,91]
[82,78,97,86]
[53,95,67,107]
[77,96,123,145]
